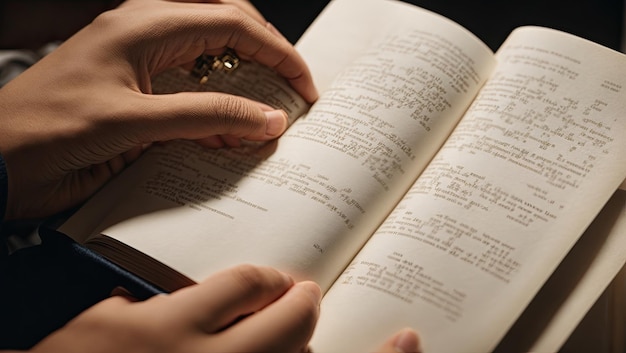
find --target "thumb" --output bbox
[376,328,422,353]
[132,92,289,144]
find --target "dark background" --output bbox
[0,0,623,350]
[0,0,623,51]
[255,0,624,52]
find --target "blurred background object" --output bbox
[0,0,623,51]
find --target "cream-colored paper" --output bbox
[494,189,626,352]
[305,7,626,353]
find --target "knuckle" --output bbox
[220,3,242,15]
[211,5,247,31]
[91,9,117,28]
[90,7,131,33]
[211,95,262,134]
[214,5,258,42]
[232,264,270,292]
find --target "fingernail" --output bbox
[265,109,288,137]
[393,328,421,353]
[110,286,131,297]
[110,286,140,302]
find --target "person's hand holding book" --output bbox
[25,264,421,353]
[0,0,318,221]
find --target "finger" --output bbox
[79,143,145,190]
[131,92,289,143]
[74,155,128,197]
[218,134,242,147]
[158,4,318,101]
[174,1,289,44]
[110,286,141,302]
[163,264,295,332]
[219,281,321,352]
[214,12,317,102]
[194,134,241,148]
[179,1,291,43]
[376,328,422,353]
[194,135,226,148]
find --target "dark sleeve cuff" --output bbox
[0,153,7,222]
[0,154,6,257]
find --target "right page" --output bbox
[494,188,626,352]
[310,26,626,353]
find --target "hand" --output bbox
[0,0,318,220]
[28,265,322,353]
[9,263,419,353]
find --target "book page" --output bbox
[494,189,626,352]
[310,27,626,353]
[59,62,309,243]
[61,0,494,292]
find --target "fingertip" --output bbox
[289,74,319,103]
[295,281,322,307]
[306,88,320,104]
[391,328,421,353]
[307,82,320,103]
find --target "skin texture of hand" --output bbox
[24,265,322,353]
[0,0,318,221]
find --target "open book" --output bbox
[59,0,626,351]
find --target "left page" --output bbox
[59,61,310,242]
[60,0,495,292]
